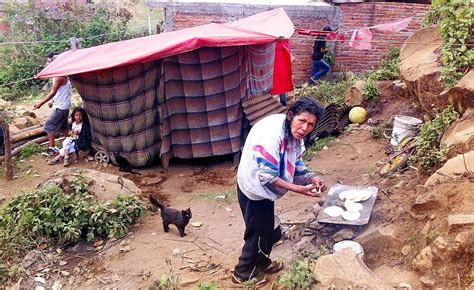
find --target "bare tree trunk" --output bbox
[1,121,13,180]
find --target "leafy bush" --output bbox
[197,281,218,290]
[303,136,335,161]
[369,47,400,81]
[295,77,357,106]
[0,175,144,268]
[362,78,380,101]
[410,106,459,171]
[0,3,144,101]
[424,0,473,87]
[278,260,315,289]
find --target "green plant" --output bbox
[424,0,473,87]
[298,245,329,260]
[322,50,335,67]
[369,47,401,81]
[0,176,144,275]
[362,78,379,101]
[196,281,218,290]
[278,259,315,289]
[19,143,43,159]
[410,106,459,171]
[369,124,388,139]
[303,136,336,161]
[193,189,236,203]
[293,77,356,106]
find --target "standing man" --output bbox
[308,26,332,85]
[34,53,72,155]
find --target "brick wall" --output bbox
[149,1,430,84]
[334,2,428,73]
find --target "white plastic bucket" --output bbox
[390,115,422,146]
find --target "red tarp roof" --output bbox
[36,8,294,78]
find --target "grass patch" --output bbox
[193,189,236,203]
[19,143,43,159]
[303,136,336,162]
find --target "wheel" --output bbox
[380,153,410,177]
[94,150,110,164]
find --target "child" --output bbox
[48,107,90,166]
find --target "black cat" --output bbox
[113,152,141,175]
[149,195,192,237]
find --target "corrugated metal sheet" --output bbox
[242,94,287,126]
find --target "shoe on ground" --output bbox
[260,260,284,274]
[48,156,61,165]
[63,156,71,167]
[231,272,267,288]
[46,147,59,157]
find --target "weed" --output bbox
[369,47,401,81]
[278,259,315,289]
[410,106,459,171]
[407,233,418,244]
[362,78,380,101]
[243,278,259,290]
[0,176,144,276]
[298,245,329,260]
[369,124,387,139]
[196,281,218,290]
[303,136,336,161]
[292,77,357,106]
[19,143,43,159]
[425,230,437,242]
[193,189,236,203]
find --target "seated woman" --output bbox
[48,107,91,166]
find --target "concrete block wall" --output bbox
[148,1,430,84]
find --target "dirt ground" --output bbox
[2,96,473,289]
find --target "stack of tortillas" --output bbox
[322,189,372,221]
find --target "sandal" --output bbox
[261,260,284,274]
[231,273,267,288]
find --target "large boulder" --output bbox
[400,26,447,114]
[312,248,390,288]
[425,150,474,186]
[439,70,474,114]
[344,80,365,106]
[441,109,474,158]
[40,168,141,201]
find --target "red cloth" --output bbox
[271,39,293,95]
[36,8,294,78]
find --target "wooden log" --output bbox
[10,124,41,136]
[10,135,49,157]
[11,127,45,143]
[1,121,13,180]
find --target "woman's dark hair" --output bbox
[70,107,89,124]
[284,96,324,142]
[322,26,332,32]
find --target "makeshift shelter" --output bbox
[37,8,294,168]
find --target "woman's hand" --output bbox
[296,184,320,197]
[311,176,327,193]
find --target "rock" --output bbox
[0,98,11,110]
[344,80,365,106]
[25,116,39,126]
[60,270,70,277]
[180,277,199,287]
[412,246,433,272]
[400,26,447,114]
[448,214,474,231]
[431,236,455,261]
[412,191,446,212]
[441,109,474,158]
[332,228,356,242]
[356,225,403,265]
[419,276,435,287]
[401,245,412,256]
[308,220,325,230]
[296,236,314,252]
[312,203,322,216]
[454,231,474,252]
[439,70,474,114]
[141,176,165,186]
[373,265,421,289]
[22,250,43,269]
[377,80,411,100]
[425,150,474,186]
[22,111,37,119]
[13,117,29,129]
[40,168,141,201]
[420,221,431,235]
[312,248,389,288]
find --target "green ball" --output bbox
[349,106,368,124]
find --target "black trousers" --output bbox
[234,185,282,280]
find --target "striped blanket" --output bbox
[70,44,275,167]
[70,60,162,167]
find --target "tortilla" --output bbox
[342,210,361,221]
[323,206,344,217]
[339,190,372,202]
[344,200,363,212]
